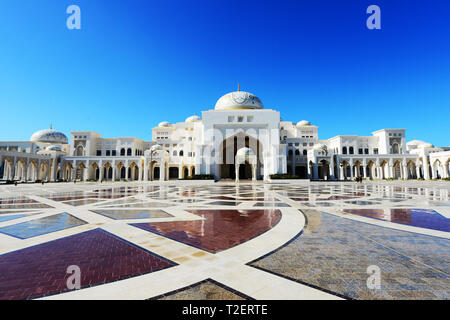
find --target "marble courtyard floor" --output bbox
[0,180,448,300]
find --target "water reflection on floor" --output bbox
[0,213,86,239]
[342,208,450,232]
[91,209,172,220]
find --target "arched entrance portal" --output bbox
[218,133,263,180]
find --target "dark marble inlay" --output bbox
[150,279,253,300]
[0,229,176,300]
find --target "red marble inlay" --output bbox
[132,209,281,253]
[0,229,175,300]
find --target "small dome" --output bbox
[236,147,255,156]
[407,139,425,146]
[150,144,163,151]
[296,120,311,127]
[407,140,433,148]
[158,121,171,127]
[45,145,62,152]
[30,128,68,144]
[313,144,327,150]
[185,115,201,123]
[215,90,263,110]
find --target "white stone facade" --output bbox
[1,90,449,182]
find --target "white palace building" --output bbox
[1,89,449,183]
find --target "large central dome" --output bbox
[30,127,68,144]
[215,90,263,110]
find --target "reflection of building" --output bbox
[1,89,449,182]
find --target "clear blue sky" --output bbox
[0,0,449,146]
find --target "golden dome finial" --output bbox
[238,83,240,92]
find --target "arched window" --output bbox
[120,148,125,156]
[349,147,354,154]
[179,150,184,156]
[295,149,300,155]
[127,148,132,156]
[392,144,399,154]
[303,150,307,156]
[342,147,347,154]
[288,150,293,156]
[75,145,84,156]
[173,150,177,156]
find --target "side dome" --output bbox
[313,144,327,150]
[158,121,171,127]
[45,145,62,151]
[407,140,433,148]
[215,91,263,110]
[30,128,68,144]
[185,115,201,123]
[150,144,163,151]
[236,147,255,156]
[296,120,311,127]
[407,139,426,146]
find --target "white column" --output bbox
[423,155,430,180]
[24,159,29,181]
[431,164,437,179]
[143,160,148,181]
[307,163,312,179]
[160,163,165,182]
[402,162,408,179]
[112,162,116,181]
[349,161,354,179]
[50,157,56,181]
[362,160,367,178]
[83,167,88,181]
[99,161,104,181]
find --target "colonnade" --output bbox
[307,156,449,181]
[0,152,54,182]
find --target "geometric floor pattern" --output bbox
[0,180,449,300]
[250,209,450,300]
[132,209,281,253]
